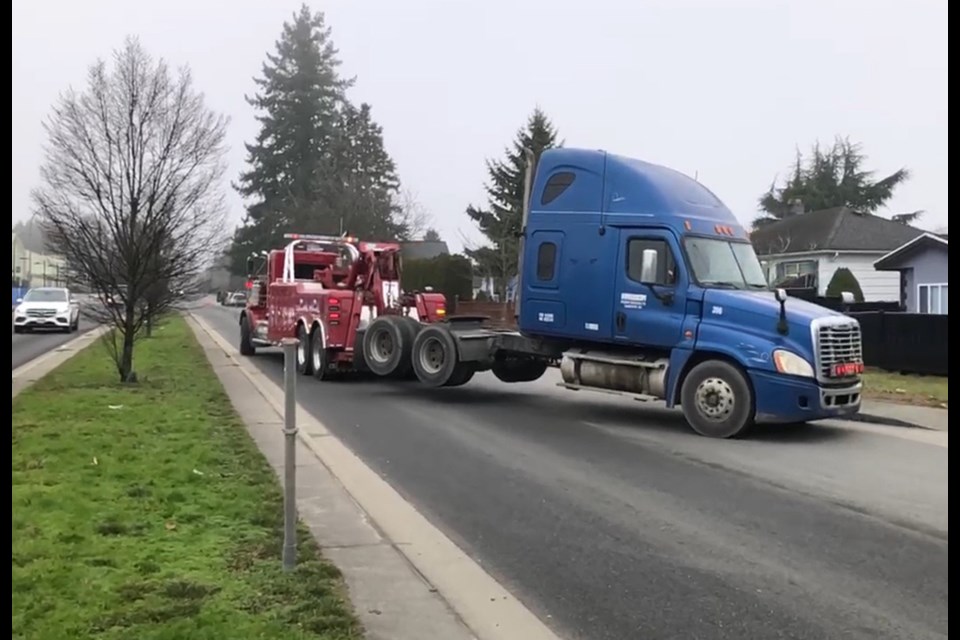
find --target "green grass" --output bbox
[12,315,362,640]
[862,368,949,408]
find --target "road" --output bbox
[11,317,99,370]
[197,302,948,640]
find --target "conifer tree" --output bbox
[465,108,561,299]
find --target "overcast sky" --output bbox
[12,0,948,251]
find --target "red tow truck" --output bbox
[240,233,447,379]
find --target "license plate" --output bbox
[831,362,864,377]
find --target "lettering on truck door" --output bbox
[613,231,687,349]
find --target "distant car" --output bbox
[13,287,81,334]
[225,291,247,307]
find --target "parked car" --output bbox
[225,291,247,307]
[13,287,81,334]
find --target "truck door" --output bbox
[613,230,687,349]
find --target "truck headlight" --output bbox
[772,349,814,378]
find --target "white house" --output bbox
[750,207,926,302]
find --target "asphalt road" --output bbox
[198,302,948,640]
[11,315,99,370]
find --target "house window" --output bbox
[536,242,557,281]
[918,283,948,315]
[627,238,677,286]
[773,259,818,288]
[541,172,576,205]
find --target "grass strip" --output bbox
[12,315,362,640]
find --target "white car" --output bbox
[13,287,81,334]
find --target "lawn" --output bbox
[862,368,949,408]
[12,315,362,640]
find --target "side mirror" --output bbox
[15,297,22,303]
[639,249,659,284]
[774,288,788,303]
[245,257,254,276]
[840,291,855,304]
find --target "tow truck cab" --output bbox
[516,148,862,425]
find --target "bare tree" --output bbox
[395,188,434,240]
[32,36,229,383]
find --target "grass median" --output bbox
[12,315,362,640]
[862,368,949,408]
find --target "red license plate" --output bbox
[831,362,864,377]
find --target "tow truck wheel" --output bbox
[679,360,755,439]
[310,326,334,380]
[411,325,460,388]
[239,315,256,356]
[296,324,313,375]
[444,363,476,387]
[395,316,422,380]
[363,316,414,378]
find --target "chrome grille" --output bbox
[26,308,57,318]
[814,319,863,381]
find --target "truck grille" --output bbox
[26,308,57,318]
[814,319,863,381]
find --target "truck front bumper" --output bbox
[748,369,861,424]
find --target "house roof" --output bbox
[750,207,926,255]
[401,240,449,260]
[873,232,949,270]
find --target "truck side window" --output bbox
[536,242,557,280]
[627,239,677,286]
[541,172,576,205]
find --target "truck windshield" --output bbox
[684,237,768,290]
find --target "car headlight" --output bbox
[772,349,814,378]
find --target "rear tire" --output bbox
[679,359,755,439]
[310,325,335,380]
[444,363,476,387]
[491,358,548,383]
[296,324,313,375]
[363,316,415,378]
[239,315,256,356]
[411,325,460,387]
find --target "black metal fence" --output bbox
[848,311,948,376]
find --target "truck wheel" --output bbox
[444,363,476,387]
[310,325,334,380]
[296,324,313,375]
[363,316,414,378]
[492,358,548,383]
[679,360,755,439]
[239,315,256,356]
[395,316,422,380]
[411,325,460,387]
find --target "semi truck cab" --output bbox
[515,148,863,436]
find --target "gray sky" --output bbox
[12,0,948,252]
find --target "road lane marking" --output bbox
[188,311,561,640]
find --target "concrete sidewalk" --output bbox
[186,313,561,640]
[855,400,948,431]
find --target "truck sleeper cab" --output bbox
[510,148,863,437]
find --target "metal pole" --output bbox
[281,337,299,571]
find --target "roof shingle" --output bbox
[750,207,925,255]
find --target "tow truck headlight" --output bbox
[772,349,814,378]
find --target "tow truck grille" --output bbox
[815,321,863,381]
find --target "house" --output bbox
[873,232,948,314]
[400,240,450,261]
[750,207,926,302]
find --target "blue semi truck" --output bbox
[359,147,864,438]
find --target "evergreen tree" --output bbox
[754,137,916,229]
[465,108,561,299]
[422,228,442,242]
[230,4,353,271]
[327,102,406,240]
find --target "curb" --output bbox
[12,325,110,398]
[848,412,939,432]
